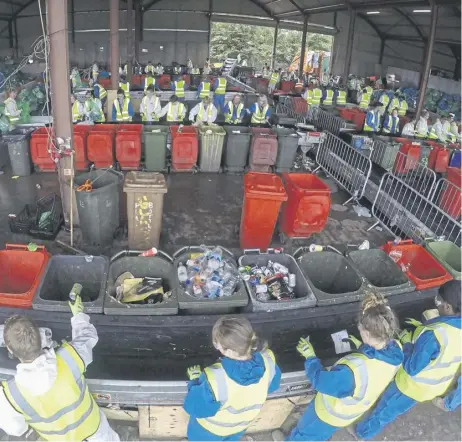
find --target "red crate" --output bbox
[131,74,143,86]
[159,74,171,90]
[0,244,50,308]
[280,81,295,93]
[170,125,198,171]
[382,240,452,290]
[425,141,450,173]
[393,143,421,174]
[280,173,331,237]
[293,97,308,114]
[249,128,278,172]
[438,167,461,219]
[240,172,287,249]
[30,127,55,171]
[115,124,143,170]
[87,124,117,168]
[73,125,92,171]
[99,78,112,90]
[182,74,191,86]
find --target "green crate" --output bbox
[426,241,461,280]
[143,125,169,171]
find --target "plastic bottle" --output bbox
[222,275,238,297]
[178,262,188,283]
[207,248,223,271]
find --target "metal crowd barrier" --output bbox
[368,173,461,246]
[275,103,306,124]
[430,178,462,223]
[311,108,347,136]
[314,132,372,204]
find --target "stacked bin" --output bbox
[249,128,278,172]
[224,126,251,173]
[280,173,331,239]
[170,125,198,172]
[0,244,50,308]
[116,124,143,170]
[143,125,169,171]
[87,124,117,168]
[123,172,168,250]
[30,127,55,171]
[3,127,35,176]
[73,125,92,171]
[274,128,299,172]
[382,240,452,290]
[240,172,287,249]
[198,125,226,172]
[371,136,402,170]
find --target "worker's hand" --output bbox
[297,338,315,359]
[69,295,84,316]
[187,365,201,380]
[398,329,412,345]
[405,318,422,328]
[342,335,362,350]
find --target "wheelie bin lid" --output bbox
[244,172,287,201]
[123,171,168,193]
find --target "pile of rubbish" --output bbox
[239,260,296,302]
[17,85,46,114]
[178,247,240,299]
[114,272,171,304]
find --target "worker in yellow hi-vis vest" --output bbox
[0,298,120,441]
[183,316,281,441]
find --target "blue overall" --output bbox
[287,341,403,441]
[355,316,462,440]
[184,352,281,441]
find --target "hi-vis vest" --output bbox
[199,82,211,99]
[145,64,154,74]
[197,350,276,437]
[269,72,279,86]
[197,103,213,122]
[315,348,401,427]
[251,105,269,124]
[390,98,400,113]
[304,89,313,105]
[95,84,107,100]
[312,88,322,106]
[167,102,185,122]
[72,101,82,123]
[2,343,101,441]
[119,81,130,98]
[428,124,442,140]
[398,100,408,116]
[113,98,131,122]
[175,80,185,98]
[144,76,155,92]
[323,89,334,106]
[379,94,390,112]
[225,102,244,124]
[383,115,399,134]
[85,99,105,123]
[141,96,160,122]
[336,90,347,105]
[365,86,373,95]
[359,93,371,109]
[396,322,461,402]
[4,97,20,123]
[364,111,380,132]
[215,78,227,95]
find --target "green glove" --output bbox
[398,329,412,345]
[187,365,201,381]
[343,335,362,349]
[297,338,316,359]
[405,318,422,328]
[69,295,84,316]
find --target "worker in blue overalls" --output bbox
[354,280,461,440]
[287,292,403,441]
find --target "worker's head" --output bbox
[3,315,42,363]
[357,291,399,348]
[120,75,127,83]
[449,113,455,122]
[174,75,181,82]
[170,94,179,103]
[148,61,152,64]
[391,108,399,118]
[85,90,93,100]
[202,95,211,105]
[212,316,263,360]
[436,281,461,316]
[117,88,125,100]
[70,94,76,104]
[201,75,208,82]
[146,84,155,96]
[147,71,153,78]
[232,94,241,105]
[8,89,17,99]
[423,110,429,120]
[157,62,162,66]
[258,94,268,107]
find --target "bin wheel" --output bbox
[114,162,121,172]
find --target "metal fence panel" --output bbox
[370,173,461,245]
[275,103,306,124]
[315,131,372,202]
[430,178,462,222]
[313,108,347,136]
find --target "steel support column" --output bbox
[70,0,75,44]
[110,0,120,89]
[415,4,438,123]
[379,38,385,64]
[47,0,75,228]
[271,22,279,69]
[134,0,141,62]
[13,19,18,58]
[299,14,308,74]
[7,21,12,49]
[126,0,133,81]
[343,8,356,84]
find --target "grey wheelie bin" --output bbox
[3,127,35,176]
[224,126,251,173]
[143,125,169,171]
[274,127,299,173]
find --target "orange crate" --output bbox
[116,124,143,170]
[30,127,55,172]
[87,124,117,168]
[73,125,92,171]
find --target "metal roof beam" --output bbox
[246,0,275,18]
[394,7,425,40]
[385,35,461,45]
[357,12,384,38]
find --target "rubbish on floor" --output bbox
[114,272,171,304]
[239,260,296,302]
[179,246,240,299]
[353,204,371,217]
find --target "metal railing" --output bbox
[310,108,347,136]
[314,131,372,204]
[275,102,306,124]
[368,173,461,246]
[430,178,461,223]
